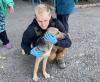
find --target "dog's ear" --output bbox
[57,32,65,40]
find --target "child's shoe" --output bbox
[4,42,12,49]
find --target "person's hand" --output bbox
[30,47,44,57]
[43,32,58,44]
[9,6,14,13]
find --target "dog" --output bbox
[22,27,65,81]
[32,27,65,81]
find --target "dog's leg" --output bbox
[33,57,43,81]
[42,56,50,79]
[48,46,58,61]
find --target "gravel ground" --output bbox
[0,0,100,82]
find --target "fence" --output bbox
[32,0,55,6]
[32,0,100,5]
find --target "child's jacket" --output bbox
[0,0,14,14]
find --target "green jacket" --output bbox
[0,0,14,15]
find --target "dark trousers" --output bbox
[0,31,9,45]
[57,14,70,34]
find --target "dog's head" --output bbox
[47,27,65,40]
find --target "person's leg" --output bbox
[57,14,70,34]
[49,45,68,69]
[0,31,12,49]
[0,11,11,49]
[56,47,68,60]
[0,31,9,45]
[55,47,68,69]
[54,33,72,69]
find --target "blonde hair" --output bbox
[34,4,51,16]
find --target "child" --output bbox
[0,0,14,49]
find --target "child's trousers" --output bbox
[0,11,9,45]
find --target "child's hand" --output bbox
[9,6,14,13]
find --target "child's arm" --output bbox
[6,0,14,13]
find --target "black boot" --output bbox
[55,59,66,69]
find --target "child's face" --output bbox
[35,12,51,30]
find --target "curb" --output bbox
[76,3,100,8]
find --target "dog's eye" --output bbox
[56,32,59,35]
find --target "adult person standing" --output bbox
[55,0,78,34]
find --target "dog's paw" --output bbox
[32,76,38,81]
[44,73,50,79]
